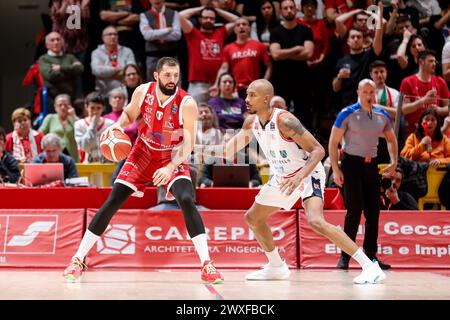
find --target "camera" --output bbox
[380,177,392,190]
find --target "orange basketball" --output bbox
[100,130,132,162]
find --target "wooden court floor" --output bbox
[0,268,449,300]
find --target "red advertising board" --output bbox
[86,210,298,268]
[0,209,85,267]
[299,210,450,268]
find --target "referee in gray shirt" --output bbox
[329,79,398,270]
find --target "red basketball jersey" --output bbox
[137,82,192,155]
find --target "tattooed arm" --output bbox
[278,112,325,184]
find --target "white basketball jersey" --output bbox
[251,108,320,178]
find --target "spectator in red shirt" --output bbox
[211,17,272,98]
[297,0,330,66]
[4,108,44,163]
[324,0,350,24]
[297,0,332,131]
[179,5,239,104]
[400,49,449,135]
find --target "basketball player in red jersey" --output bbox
[63,57,224,284]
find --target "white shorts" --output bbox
[255,167,326,210]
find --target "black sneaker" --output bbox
[337,255,349,270]
[369,256,391,270]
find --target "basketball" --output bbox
[100,130,132,162]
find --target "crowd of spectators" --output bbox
[1,0,450,205]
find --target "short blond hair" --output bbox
[358,79,376,90]
[11,107,31,123]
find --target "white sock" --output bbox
[191,233,210,264]
[73,230,100,262]
[352,248,373,270]
[265,247,284,267]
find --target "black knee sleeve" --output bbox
[171,179,205,238]
[88,183,134,236]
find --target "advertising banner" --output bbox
[86,210,298,268]
[0,209,85,267]
[299,210,450,268]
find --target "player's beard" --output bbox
[201,21,214,30]
[284,13,295,21]
[159,81,178,96]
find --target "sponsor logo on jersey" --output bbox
[145,94,154,105]
[311,177,322,197]
[144,114,151,125]
[269,150,276,158]
[150,132,164,143]
[270,122,276,131]
[171,104,178,114]
[156,110,163,120]
[280,150,287,158]
[165,121,174,129]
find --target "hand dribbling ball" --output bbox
[100,130,132,162]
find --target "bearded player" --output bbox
[222,79,386,284]
[63,57,223,284]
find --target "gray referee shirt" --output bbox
[334,102,393,158]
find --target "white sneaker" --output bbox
[246,261,291,281]
[353,261,387,284]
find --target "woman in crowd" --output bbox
[251,0,279,49]
[297,0,329,68]
[39,94,79,162]
[442,115,450,138]
[208,72,247,130]
[104,87,138,144]
[121,64,143,103]
[401,108,450,166]
[4,108,44,163]
[397,33,427,78]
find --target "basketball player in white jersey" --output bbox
[223,79,386,284]
[63,57,223,284]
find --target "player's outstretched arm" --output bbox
[173,97,199,167]
[100,84,144,141]
[223,115,255,160]
[278,112,325,180]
